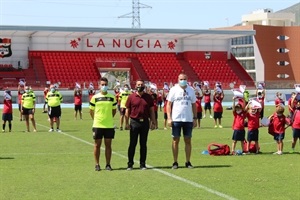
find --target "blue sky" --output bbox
[0,0,299,29]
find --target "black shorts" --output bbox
[164,113,167,120]
[293,128,300,139]
[93,128,115,140]
[154,111,158,120]
[247,129,259,141]
[232,129,246,141]
[120,108,126,116]
[18,104,22,111]
[197,112,202,120]
[2,113,13,121]
[259,108,264,119]
[204,103,211,110]
[48,106,61,118]
[213,112,222,119]
[74,104,82,111]
[22,107,34,115]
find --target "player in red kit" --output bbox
[2,90,13,132]
[43,87,49,113]
[231,97,246,154]
[74,86,83,120]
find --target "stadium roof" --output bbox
[0,25,255,40]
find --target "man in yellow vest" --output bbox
[46,85,63,132]
[21,86,37,132]
[90,77,117,171]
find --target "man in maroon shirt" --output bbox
[125,80,156,170]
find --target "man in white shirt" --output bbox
[166,73,197,169]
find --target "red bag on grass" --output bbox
[243,140,259,153]
[207,143,230,156]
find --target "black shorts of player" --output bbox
[154,111,158,120]
[158,101,163,106]
[247,129,259,141]
[48,106,61,118]
[22,107,34,115]
[204,103,211,110]
[74,104,82,112]
[213,112,222,119]
[2,113,13,121]
[164,113,167,120]
[273,132,285,141]
[120,108,126,116]
[232,129,246,141]
[293,128,300,139]
[259,108,264,119]
[93,128,115,140]
[197,112,202,120]
[18,104,22,111]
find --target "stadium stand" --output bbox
[0,51,254,90]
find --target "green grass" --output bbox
[1,106,299,200]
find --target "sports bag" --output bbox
[243,140,259,153]
[268,116,275,136]
[207,143,230,156]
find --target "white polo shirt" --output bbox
[167,84,196,122]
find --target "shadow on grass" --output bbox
[0,157,15,160]
[113,164,232,171]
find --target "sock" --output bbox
[8,123,11,131]
[2,124,5,130]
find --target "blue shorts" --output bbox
[2,113,13,121]
[273,133,285,141]
[293,128,300,139]
[247,129,259,142]
[172,122,193,138]
[232,129,245,141]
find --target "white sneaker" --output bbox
[203,115,206,118]
[278,151,283,155]
[56,129,62,132]
[210,115,213,118]
[164,127,167,130]
[49,129,54,132]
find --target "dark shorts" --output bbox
[273,133,285,141]
[117,104,121,112]
[158,101,163,106]
[74,104,82,111]
[18,104,22,111]
[164,113,167,120]
[172,121,193,138]
[48,106,61,118]
[204,103,211,110]
[120,108,126,116]
[232,129,246,141]
[154,111,158,120]
[2,113,13,121]
[214,112,222,119]
[259,108,264,119]
[93,128,115,140]
[293,128,300,139]
[197,112,202,120]
[247,129,259,141]
[22,107,34,115]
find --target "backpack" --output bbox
[268,115,275,136]
[243,140,259,153]
[207,143,230,156]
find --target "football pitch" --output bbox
[0,105,299,200]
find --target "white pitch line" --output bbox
[33,122,238,200]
